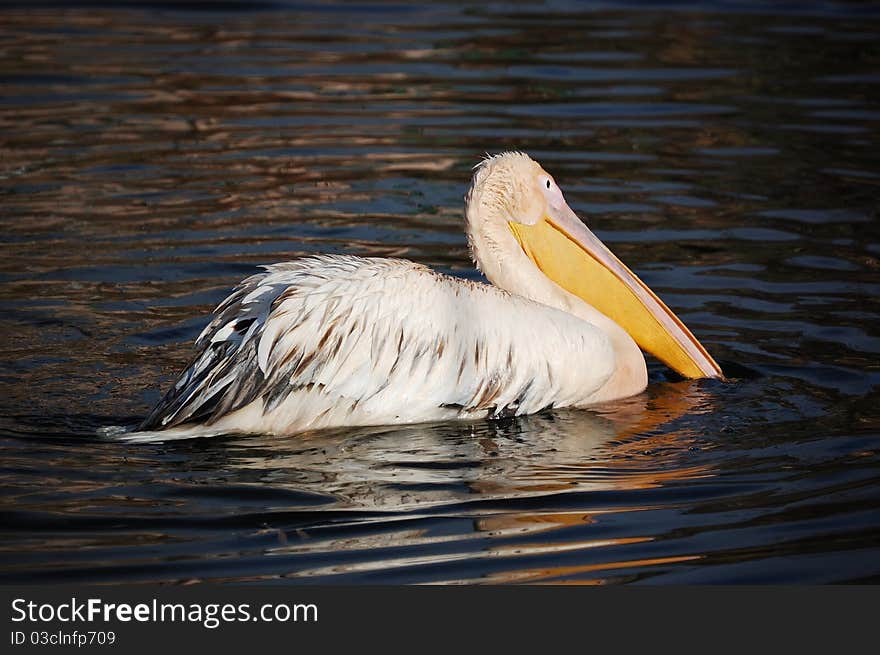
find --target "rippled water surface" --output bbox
[2,1,879,584]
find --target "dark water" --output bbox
[2,2,879,584]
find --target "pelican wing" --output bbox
[139,254,615,434]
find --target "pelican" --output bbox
[136,152,722,439]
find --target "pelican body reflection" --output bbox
[169,380,716,583]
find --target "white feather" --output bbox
[137,255,616,438]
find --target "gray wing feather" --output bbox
[140,255,435,430]
[139,270,276,429]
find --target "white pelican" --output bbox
[137,152,722,438]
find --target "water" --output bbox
[2,1,879,584]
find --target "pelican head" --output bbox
[465,151,723,381]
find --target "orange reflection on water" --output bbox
[500,554,704,585]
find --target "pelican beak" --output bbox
[509,201,724,380]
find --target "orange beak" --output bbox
[509,201,723,380]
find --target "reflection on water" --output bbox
[1,2,879,584]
